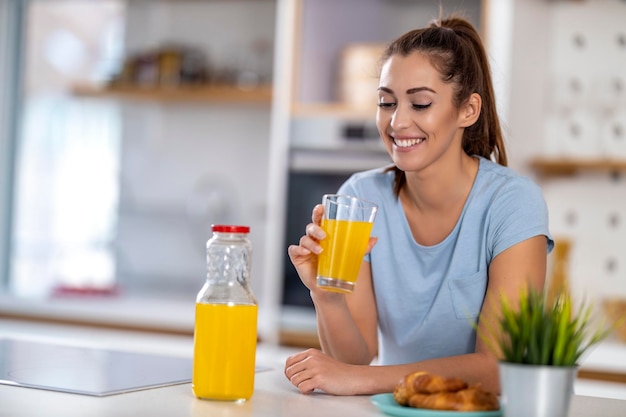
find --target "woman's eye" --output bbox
[412,103,432,110]
[377,102,396,109]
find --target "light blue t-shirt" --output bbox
[338,157,554,365]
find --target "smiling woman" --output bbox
[284,14,553,397]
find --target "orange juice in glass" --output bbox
[317,194,378,293]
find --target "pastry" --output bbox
[393,371,467,405]
[393,371,499,411]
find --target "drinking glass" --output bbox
[316,194,378,293]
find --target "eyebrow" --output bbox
[378,86,437,95]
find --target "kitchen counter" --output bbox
[1,319,626,417]
[1,363,625,417]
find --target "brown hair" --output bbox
[381,15,508,196]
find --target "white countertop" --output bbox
[1,319,626,417]
[2,363,625,417]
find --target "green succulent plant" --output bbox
[479,288,611,366]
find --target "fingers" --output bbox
[293,217,325,257]
[287,233,321,260]
[284,348,316,370]
[312,204,324,225]
[285,351,309,394]
[288,205,325,258]
[304,223,325,246]
[288,243,311,258]
[286,203,329,291]
[284,349,320,394]
[306,204,326,240]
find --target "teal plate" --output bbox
[370,393,502,417]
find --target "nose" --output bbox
[390,104,412,131]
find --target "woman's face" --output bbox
[376,52,465,174]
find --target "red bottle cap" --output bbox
[211,225,250,233]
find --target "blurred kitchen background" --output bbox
[0,0,625,351]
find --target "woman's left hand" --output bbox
[284,348,365,395]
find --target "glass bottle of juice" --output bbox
[192,224,258,402]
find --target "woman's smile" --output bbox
[392,135,426,150]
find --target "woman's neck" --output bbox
[401,153,479,214]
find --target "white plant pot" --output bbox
[499,362,578,417]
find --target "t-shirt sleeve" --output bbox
[337,174,359,196]
[488,177,554,261]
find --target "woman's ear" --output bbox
[459,93,482,128]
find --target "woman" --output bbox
[284,15,553,396]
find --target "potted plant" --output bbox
[479,288,611,417]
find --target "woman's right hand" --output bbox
[287,204,326,292]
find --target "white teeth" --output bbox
[394,138,425,148]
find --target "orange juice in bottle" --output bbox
[192,225,258,402]
[193,303,257,400]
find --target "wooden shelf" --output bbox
[529,157,626,177]
[71,84,273,104]
[291,102,376,120]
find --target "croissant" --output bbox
[393,371,499,411]
[411,372,468,394]
[408,387,500,411]
[393,371,467,406]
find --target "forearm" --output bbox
[350,351,500,395]
[312,292,375,365]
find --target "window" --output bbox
[9,1,125,297]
